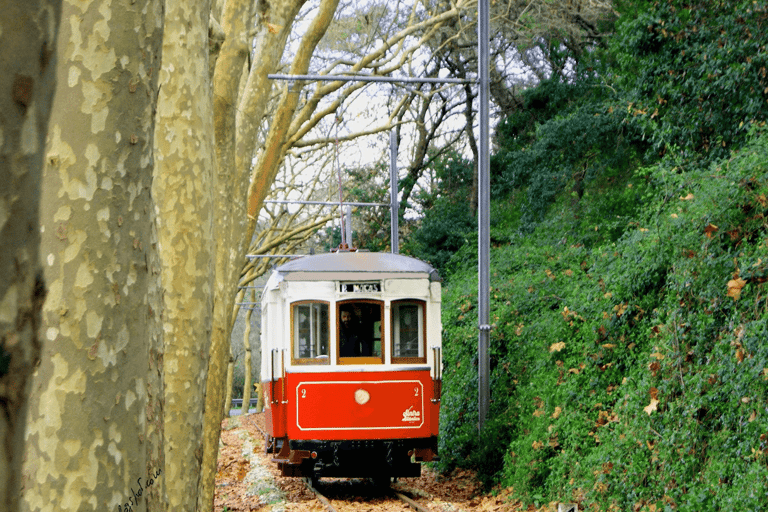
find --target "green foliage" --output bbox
[403,199,475,272]
[317,162,391,252]
[492,76,647,231]
[321,225,344,252]
[612,0,768,163]
[437,128,768,509]
[489,0,768,235]
[401,152,476,273]
[412,149,474,208]
[399,3,768,508]
[344,163,392,252]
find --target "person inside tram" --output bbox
[339,308,360,357]
[339,306,373,357]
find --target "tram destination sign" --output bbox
[340,282,381,293]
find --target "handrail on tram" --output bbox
[270,348,278,404]
[431,345,442,404]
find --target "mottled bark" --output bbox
[21,0,164,511]
[153,0,215,509]
[0,2,60,511]
[142,205,165,512]
[223,351,234,417]
[198,0,256,507]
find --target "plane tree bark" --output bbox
[154,0,216,509]
[240,299,255,416]
[21,1,165,511]
[197,0,255,506]
[0,2,60,511]
[199,0,311,508]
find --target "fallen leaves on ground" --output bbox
[214,412,578,511]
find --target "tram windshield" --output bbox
[338,301,382,363]
[291,299,426,365]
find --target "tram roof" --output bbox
[273,251,441,282]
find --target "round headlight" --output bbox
[354,388,370,405]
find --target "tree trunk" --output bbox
[246,0,340,220]
[198,0,255,508]
[224,350,235,417]
[0,2,60,511]
[153,0,216,509]
[21,1,164,511]
[237,0,308,208]
[199,0,310,507]
[255,383,264,412]
[463,81,480,217]
[241,298,254,414]
[243,348,252,412]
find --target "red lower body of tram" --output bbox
[263,368,440,480]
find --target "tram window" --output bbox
[291,302,329,364]
[391,301,426,364]
[338,301,383,364]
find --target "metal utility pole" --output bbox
[477,0,491,432]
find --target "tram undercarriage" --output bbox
[268,436,439,479]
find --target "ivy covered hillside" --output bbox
[396,1,768,510]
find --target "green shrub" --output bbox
[438,129,768,509]
[613,0,768,163]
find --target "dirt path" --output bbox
[213,413,526,512]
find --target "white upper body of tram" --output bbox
[260,251,442,373]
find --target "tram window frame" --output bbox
[337,299,384,365]
[391,300,426,364]
[290,301,330,365]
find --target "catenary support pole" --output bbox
[478,0,491,432]
[390,130,399,254]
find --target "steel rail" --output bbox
[301,477,433,512]
[303,477,337,512]
[393,490,433,512]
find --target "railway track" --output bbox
[251,415,434,511]
[303,476,433,512]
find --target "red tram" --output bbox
[260,251,442,483]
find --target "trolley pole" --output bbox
[477,0,491,432]
[390,130,399,254]
[345,205,353,248]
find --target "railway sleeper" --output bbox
[273,437,438,479]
